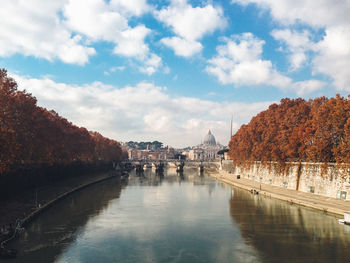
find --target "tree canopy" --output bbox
[0,69,127,174]
[126,141,164,150]
[229,95,350,165]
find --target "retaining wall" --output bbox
[222,161,350,201]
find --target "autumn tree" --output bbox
[229,95,350,166]
[0,69,126,174]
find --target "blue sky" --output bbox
[1,0,350,147]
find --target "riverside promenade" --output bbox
[214,170,350,216]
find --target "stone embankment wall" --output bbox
[221,160,350,201]
[184,161,219,169]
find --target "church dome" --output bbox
[203,130,216,146]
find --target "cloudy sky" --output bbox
[1,0,350,147]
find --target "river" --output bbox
[5,168,350,263]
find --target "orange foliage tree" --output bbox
[0,69,126,174]
[229,95,350,166]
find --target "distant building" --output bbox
[188,130,225,160]
[127,148,176,160]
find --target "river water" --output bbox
[5,168,350,263]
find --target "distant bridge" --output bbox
[128,159,219,163]
[125,159,220,173]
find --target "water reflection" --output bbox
[49,169,261,263]
[229,188,350,263]
[5,169,350,263]
[7,178,127,263]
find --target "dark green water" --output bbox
[5,168,350,263]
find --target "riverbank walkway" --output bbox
[214,170,350,216]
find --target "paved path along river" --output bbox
[4,168,350,263]
[215,170,350,215]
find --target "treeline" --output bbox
[126,141,163,150]
[229,95,350,165]
[0,69,127,175]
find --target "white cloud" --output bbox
[63,0,162,74]
[110,0,150,17]
[139,53,163,75]
[155,0,226,57]
[0,0,95,65]
[272,27,350,91]
[155,0,226,41]
[104,66,125,75]
[271,29,315,71]
[207,33,327,95]
[292,80,326,96]
[206,33,292,88]
[112,25,151,58]
[63,0,128,41]
[144,111,173,132]
[231,0,350,28]
[313,26,350,91]
[232,0,350,91]
[12,73,271,147]
[0,0,161,74]
[272,28,350,91]
[161,37,203,57]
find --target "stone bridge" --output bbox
[127,159,221,173]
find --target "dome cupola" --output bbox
[203,130,216,146]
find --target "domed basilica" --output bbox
[188,130,224,160]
